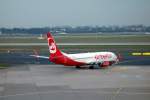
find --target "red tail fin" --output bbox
[47,32,63,59]
[47,32,85,66]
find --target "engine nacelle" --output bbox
[101,61,109,68]
[99,61,115,68]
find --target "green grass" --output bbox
[55,35,150,43]
[0,34,149,53]
[0,63,9,69]
[0,37,46,43]
[0,34,150,43]
[0,45,149,53]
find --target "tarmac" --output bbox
[0,64,150,100]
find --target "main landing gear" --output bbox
[89,65,94,69]
[75,65,94,69]
[75,66,81,69]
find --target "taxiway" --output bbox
[0,64,150,100]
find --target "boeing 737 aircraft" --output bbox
[31,32,121,69]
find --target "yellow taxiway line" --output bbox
[132,52,150,56]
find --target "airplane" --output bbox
[31,32,121,69]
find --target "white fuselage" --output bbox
[64,52,118,64]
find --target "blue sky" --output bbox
[0,0,150,27]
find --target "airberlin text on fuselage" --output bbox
[95,54,112,60]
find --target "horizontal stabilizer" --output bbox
[30,55,49,59]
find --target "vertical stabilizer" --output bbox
[47,32,63,59]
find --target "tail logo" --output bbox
[49,43,56,54]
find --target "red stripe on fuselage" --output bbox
[49,55,86,66]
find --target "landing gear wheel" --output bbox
[76,66,81,69]
[89,66,94,69]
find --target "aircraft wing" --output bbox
[30,55,49,59]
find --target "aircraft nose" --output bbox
[115,53,123,64]
[115,57,119,63]
[112,53,118,62]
